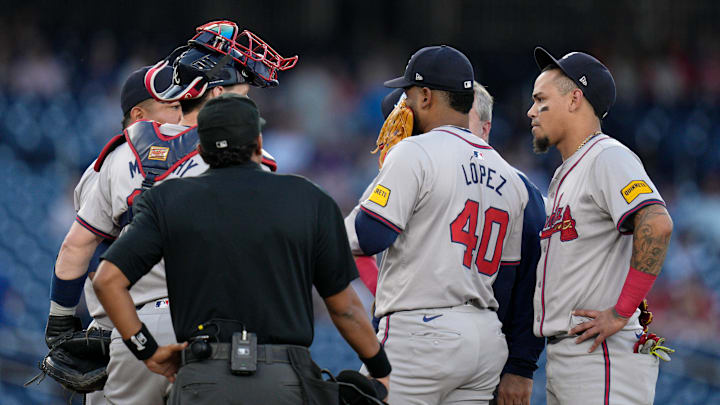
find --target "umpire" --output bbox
[92,94,390,404]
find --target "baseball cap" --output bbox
[384,45,474,93]
[381,88,405,119]
[120,65,173,116]
[534,47,616,119]
[197,94,265,152]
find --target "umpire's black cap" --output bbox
[197,94,265,153]
[534,47,616,119]
[384,45,474,93]
[120,65,173,115]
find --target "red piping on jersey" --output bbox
[151,121,197,141]
[261,156,277,172]
[123,130,200,181]
[381,315,391,346]
[155,151,200,181]
[437,129,493,149]
[538,135,610,337]
[94,134,126,172]
[616,199,665,235]
[360,206,403,234]
[602,341,611,405]
[75,215,116,240]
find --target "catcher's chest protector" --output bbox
[95,121,200,227]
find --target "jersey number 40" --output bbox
[450,199,509,276]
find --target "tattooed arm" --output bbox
[630,204,673,276]
[571,203,672,352]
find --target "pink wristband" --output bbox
[354,255,379,296]
[615,266,657,318]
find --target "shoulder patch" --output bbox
[368,185,391,207]
[621,180,652,204]
[148,146,170,161]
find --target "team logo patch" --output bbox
[147,146,170,161]
[621,180,652,204]
[368,185,391,207]
[540,205,578,241]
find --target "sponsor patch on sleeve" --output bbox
[368,185,391,207]
[148,146,170,161]
[621,180,652,204]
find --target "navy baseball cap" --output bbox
[384,45,474,93]
[534,47,616,119]
[120,65,173,116]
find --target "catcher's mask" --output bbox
[145,20,298,102]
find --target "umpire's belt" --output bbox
[181,343,305,366]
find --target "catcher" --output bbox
[31,20,295,404]
[26,65,179,401]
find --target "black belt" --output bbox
[181,343,306,366]
[547,334,573,344]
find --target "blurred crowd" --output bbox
[1,6,720,402]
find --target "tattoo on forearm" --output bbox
[630,205,672,276]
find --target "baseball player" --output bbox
[48,20,296,404]
[345,45,530,405]
[46,64,179,405]
[527,47,673,405]
[355,83,546,405]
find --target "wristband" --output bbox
[360,346,391,378]
[123,323,158,360]
[615,266,657,318]
[50,271,87,308]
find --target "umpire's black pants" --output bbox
[168,345,337,405]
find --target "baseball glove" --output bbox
[26,328,112,393]
[372,98,413,168]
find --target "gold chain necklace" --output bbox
[576,131,602,152]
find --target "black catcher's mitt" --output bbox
[26,328,112,393]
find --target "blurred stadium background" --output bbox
[1,0,719,403]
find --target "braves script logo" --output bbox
[540,205,578,241]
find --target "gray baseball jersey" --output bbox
[356,125,527,317]
[77,122,208,313]
[533,134,665,338]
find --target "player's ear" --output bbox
[129,106,145,123]
[210,86,224,97]
[256,134,263,153]
[568,88,583,113]
[420,87,433,110]
[482,120,492,141]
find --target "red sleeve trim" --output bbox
[75,215,116,240]
[500,260,520,266]
[359,206,403,234]
[261,156,277,172]
[616,199,665,233]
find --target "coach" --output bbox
[92,94,390,404]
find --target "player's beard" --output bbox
[533,135,550,154]
[412,114,422,136]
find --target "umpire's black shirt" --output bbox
[102,162,358,345]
